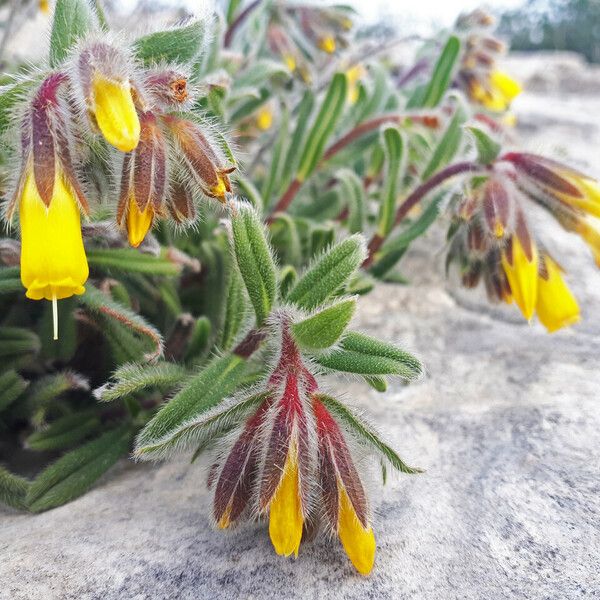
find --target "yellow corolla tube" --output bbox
[337,486,376,576]
[126,195,154,248]
[91,74,140,153]
[19,167,89,338]
[501,236,538,322]
[536,257,580,333]
[268,448,303,558]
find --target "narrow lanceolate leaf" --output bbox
[134,20,207,65]
[287,235,367,311]
[95,362,187,403]
[133,392,268,461]
[292,299,356,350]
[377,127,405,237]
[316,394,422,474]
[280,90,314,193]
[421,107,466,180]
[50,0,96,67]
[262,104,289,204]
[0,370,29,412]
[26,411,101,451]
[0,327,41,359]
[314,331,422,379]
[219,268,247,351]
[380,192,445,255]
[408,35,460,109]
[80,286,164,361]
[86,248,182,276]
[231,204,277,326]
[135,354,247,458]
[0,467,29,510]
[466,126,502,165]
[338,169,366,233]
[297,73,347,182]
[185,317,212,363]
[26,425,132,513]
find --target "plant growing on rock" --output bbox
[1,0,599,575]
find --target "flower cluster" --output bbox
[448,152,600,332]
[6,37,235,331]
[455,10,522,112]
[210,319,376,575]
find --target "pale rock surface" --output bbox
[2,53,600,599]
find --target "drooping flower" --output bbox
[536,255,580,333]
[164,115,235,202]
[314,397,375,575]
[74,41,140,152]
[117,111,167,247]
[8,74,89,338]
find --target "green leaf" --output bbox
[135,354,247,456]
[297,73,347,182]
[0,370,29,412]
[234,173,264,211]
[279,265,297,299]
[233,59,290,90]
[364,376,388,392]
[408,35,460,109]
[316,394,422,474]
[231,204,277,326]
[279,90,314,195]
[219,268,247,351]
[0,467,29,510]
[338,169,366,233]
[79,286,164,362]
[0,80,36,135]
[421,107,466,180]
[133,392,267,461]
[287,235,366,311]
[292,299,356,350]
[49,0,96,68]
[466,126,502,165]
[26,425,132,512]
[377,127,405,237]
[262,103,289,204]
[380,192,445,255]
[314,331,422,379]
[95,362,187,403]
[184,317,212,363]
[86,248,181,276]
[26,411,101,451]
[134,20,206,65]
[0,327,41,359]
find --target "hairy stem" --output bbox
[224,0,262,48]
[363,161,482,268]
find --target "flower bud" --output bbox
[483,177,511,238]
[117,112,167,247]
[164,115,234,202]
[75,41,140,152]
[167,182,196,224]
[144,68,190,111]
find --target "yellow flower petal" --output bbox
[283,54,296,72]
[490,70,522,103]
[92,74,140,152]
[338,486,376,576]
[268,448,303,558]
[536,258,580,333]
[256,106,273,131]
[557,173,600,217]
[318,36,336,54]
[577,221,600,266]
[126,195,154,248]
[501,236,538,321]
[20,168,88,301]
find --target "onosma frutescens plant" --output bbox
[1,0,599,575]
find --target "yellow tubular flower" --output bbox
[269,448,303,557]
[501,237,538,321]
[557,174,600,217]
[318,36,336,54]
[91,74,140,152]
[256,106,273,131]
[126,196,154,248]
[490,70,522,104]
[536,258,580,333]
[20,168,88,304]
[338,487,376,575]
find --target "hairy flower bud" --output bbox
[164,115,234,202]
[144,68,190,111]
[117,112,167,247]
[75,41,140,152]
